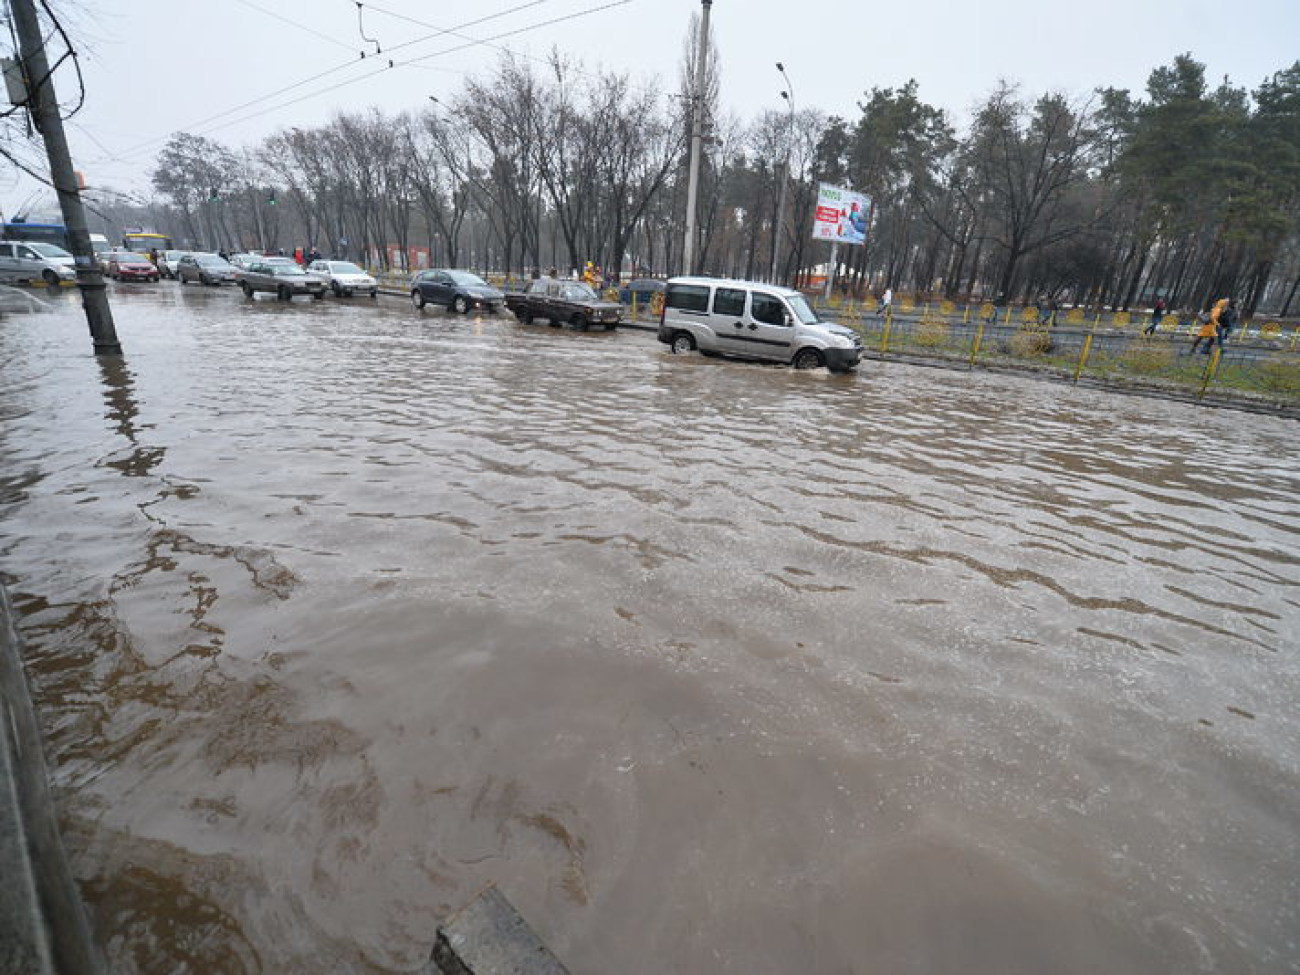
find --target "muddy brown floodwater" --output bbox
[1,285,1297,974]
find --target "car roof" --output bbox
[666,275,803,299]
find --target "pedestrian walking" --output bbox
[1145,297,1166,335]
[1037,294,1057,326]
[1190,301,1224,355]
[1215,298,1237,348]
[985,292,1005,324]
[876,287,892,318]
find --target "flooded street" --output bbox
[2,284,1298,974]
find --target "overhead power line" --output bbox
[199,0,637,134]
[83,0,634,167]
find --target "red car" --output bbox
[108,252,159,282]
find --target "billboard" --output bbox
[812,183,870,245]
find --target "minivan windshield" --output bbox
[787,294,819,325]
[28,242,72,259]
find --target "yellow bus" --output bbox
[122,231,173,254]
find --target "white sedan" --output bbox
[307,260,378,298]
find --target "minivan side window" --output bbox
[752,293,788,326]
[713,288,745,317]
[666,284,710,313]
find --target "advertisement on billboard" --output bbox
[812,183,871,245]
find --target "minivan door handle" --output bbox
[732,321,744,329]
[748,323,758,330]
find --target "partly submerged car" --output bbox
[177,252,239,286]
[237,260,326,300]
[410,269,504,314]
[308,259,378,298]
[504,278,623,330]
[107,251,160,282]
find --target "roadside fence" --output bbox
[819,296,1300,410]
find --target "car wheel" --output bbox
[519,310,534,325]
[43,268,60,285]
[792,348,824,370]
[277,285,292,301]
[369,288,378,299]
[331,282,342,297]
[199,273,210,286]
[241,282,253,298]
[452,294,470,314]
[412,290,426,310]
[671,332,695,355]
[571,313,589,331]
[312,289,323,300]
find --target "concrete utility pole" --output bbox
[682,0,712,276]
[10,0,120,355]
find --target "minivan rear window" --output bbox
[666,284,710,313]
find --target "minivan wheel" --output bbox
[793,348,824,370]
[671,332,695,355]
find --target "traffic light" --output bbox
[208,187,220,202]
[267,191,277,206]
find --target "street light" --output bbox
[769,62,796,284]
[682,0,713,276]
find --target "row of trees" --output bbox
[141,42,1300,316]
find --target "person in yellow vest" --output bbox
[1191,298,1228,355]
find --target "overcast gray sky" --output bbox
[3,0,1298,217]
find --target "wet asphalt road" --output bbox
[1,281,1298,974]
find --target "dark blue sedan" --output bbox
[410,269,505,314]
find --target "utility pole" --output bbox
[682,0,712,276]
[10,0,120,355]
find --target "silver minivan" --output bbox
[0,240,77,285]
[657,276,862,372]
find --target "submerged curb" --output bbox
[0,584,101,975]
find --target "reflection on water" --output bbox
[1,289,1298,974]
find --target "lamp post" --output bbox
[682,0,712,276]
[770,63,795,285]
